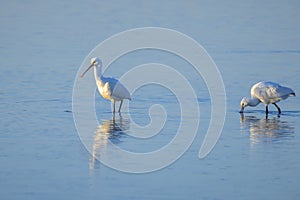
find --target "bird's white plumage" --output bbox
[80,57,131,113]
[251,81,294,105]
[240,81,295,114]
[96,76,131,101]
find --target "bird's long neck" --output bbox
[248,97,261,106]
[93,64,104,86]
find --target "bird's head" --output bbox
[80,57,102,78]
[239,97,249,113]
[90,57,102,66]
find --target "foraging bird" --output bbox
[80,57,131,113]
[240,81,295,115]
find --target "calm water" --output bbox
[1,0,300,199]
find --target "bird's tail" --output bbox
[290,92,296,96]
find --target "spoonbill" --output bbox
[80,57,131,113]
[240,81,295,115]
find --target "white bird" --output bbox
[240,81,295,115]
[80,57,131,113]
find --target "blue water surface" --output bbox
[1,1,300,200]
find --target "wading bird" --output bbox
[240,81,295,115]
[80,57,131,113]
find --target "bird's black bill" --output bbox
[239,107,244,113]
[80,63,93,78]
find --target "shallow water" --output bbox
[1,0,300,199]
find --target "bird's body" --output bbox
[240,81,295,114]
[80,57,131,113]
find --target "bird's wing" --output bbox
[112,81,131,100]
[266,85,282,100]
[252,81,294,103]
[103,77,131,100]
[272,85,295,100]
[263,82,294,99]
[251,82,280,103]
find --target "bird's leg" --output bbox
[118,100,123,113]
[112,100,116,113]
[265,105,269,115]
[112,112,116,122]
[273,103,281,115]
[265,114,269,120]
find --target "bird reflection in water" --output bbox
[240,113,294,145]
[89,113,130,171]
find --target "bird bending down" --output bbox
[80,57,131,113]
[240,81,295,115]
